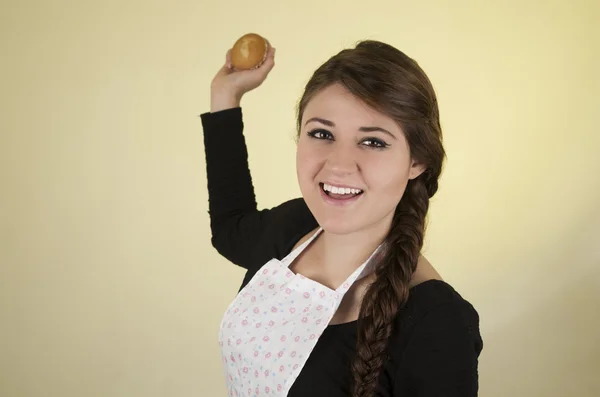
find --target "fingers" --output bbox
[258,45,276,74]
[264,39,275,62]
[267,44,276,61]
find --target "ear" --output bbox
[408,160,426,180]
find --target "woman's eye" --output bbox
[362,138,389,149]
[307,129,333,140]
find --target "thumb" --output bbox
[214,49,233,78]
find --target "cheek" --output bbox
[296,144,315,190]
[364,156,411,197]
[295,143,321,185]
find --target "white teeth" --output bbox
[322,183,363,195]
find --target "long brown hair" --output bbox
[296,40,446,397]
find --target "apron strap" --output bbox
[281,227,323,266]
[282,227,382,293]
[334,244,382,293]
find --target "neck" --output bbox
[315,217,392,284]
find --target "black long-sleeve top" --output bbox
[201,107,483,397]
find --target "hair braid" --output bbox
[352,177,431,397]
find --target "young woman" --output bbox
[201,40,483,397]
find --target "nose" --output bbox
[325,144,357,175]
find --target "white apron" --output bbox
[218,227,379,397]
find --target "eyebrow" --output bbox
[304,117,397,139]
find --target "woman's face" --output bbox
[296,84,424,236]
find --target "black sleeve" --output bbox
[200,107,316,270]
[398,301,483,397]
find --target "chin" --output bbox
[301,185,362,234]
[317,217,359,235]
[306,204,363,235]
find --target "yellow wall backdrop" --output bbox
[1,0,598,396]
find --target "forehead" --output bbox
[302,84,400,132]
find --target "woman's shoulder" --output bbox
[407,279,477,311]
[261,197,317,257]
[238,197,317,285]
[403,279,481,330]
[382,279,483,393]
[391,279,483,355]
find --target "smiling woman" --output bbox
[201,40,482,397]
[296,83,424,236]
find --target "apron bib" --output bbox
[218,228,379,397]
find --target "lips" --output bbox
[319,182,364,204]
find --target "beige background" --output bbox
[1,0,599,396]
